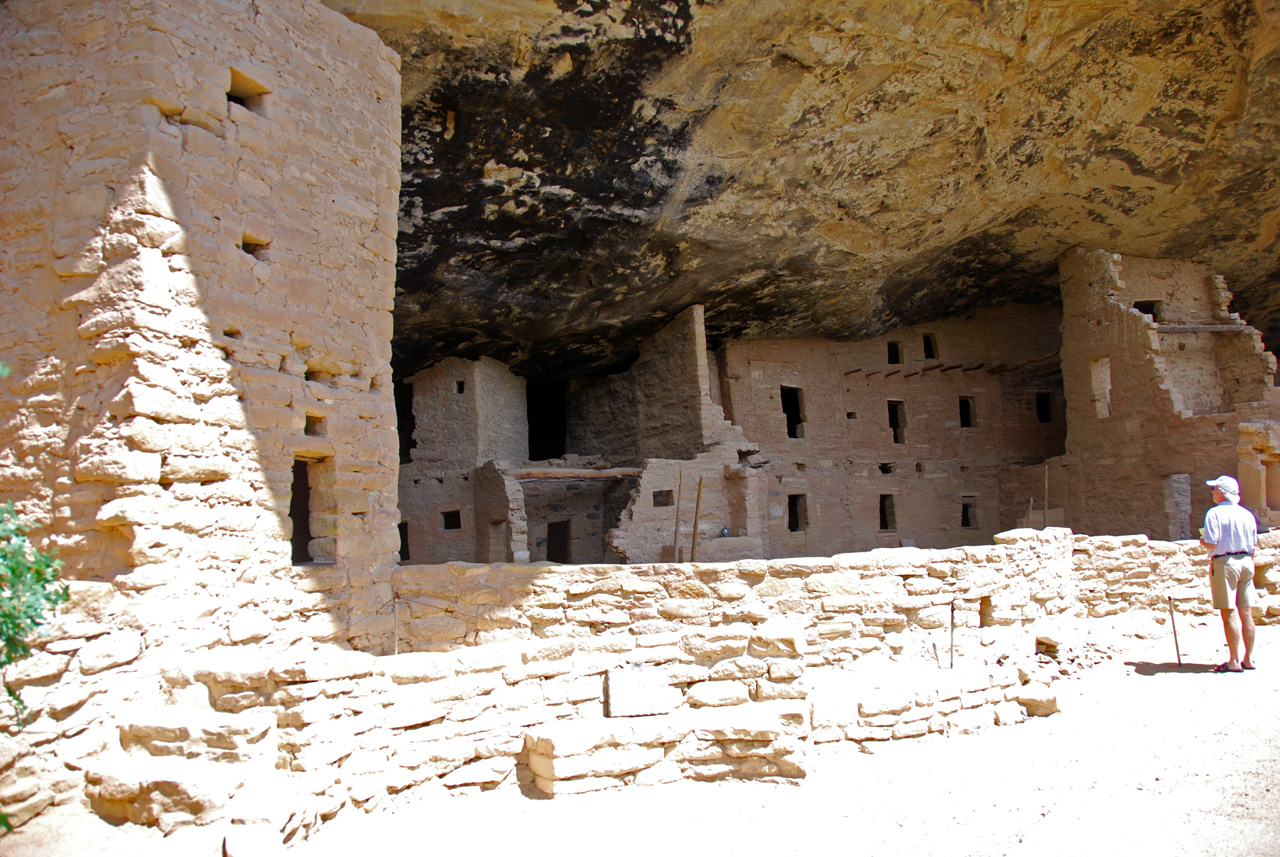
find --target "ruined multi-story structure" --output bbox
[399,258,1278,566]
[3,0,1280,845]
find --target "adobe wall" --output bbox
[718,305,1067,556]
[0,0,401,651]
[1058,249,1276,540]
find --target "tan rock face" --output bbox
[329,0,1280,379]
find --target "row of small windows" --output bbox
[784,492,979,533]
[784,389,1055,439]
[887,334,938,365]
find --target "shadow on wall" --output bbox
[0,0,401,652]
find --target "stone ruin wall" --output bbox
[1059,248,1277,540]
[401,303,1076,569]
[5,527,1279,836]
[398,357,528,565]
[0,0,401,652]
[718,304,1068,557]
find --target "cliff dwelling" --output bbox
[3,0,1280,846]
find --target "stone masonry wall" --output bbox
[1059,248,1276,541]
[8,526,1277,840]
[389,528,1280,655]
[0,0,401,646]
[398,357,527,565]
[718,305,1067,556]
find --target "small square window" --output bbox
[305,414,324,437]
[846,411,857,420]
[879,462,894,474]
[653,489,674,507]
[455,381,466,394]
[441,510,462,530]
[1133,300,1162,321]
[241,236,269,258]
[228,67,269,114]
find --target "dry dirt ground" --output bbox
[8,619,1280,857]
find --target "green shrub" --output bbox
[0,502,68,717]
[0,362,69,829]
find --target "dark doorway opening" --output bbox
[922,334,938,360]
[781,386,805,438]
[787,494,808,532]
[879,494,896,531]
[546,520,571,563]
[959,397,975,428]
[527,380,567,460]
[290,459,313,564]
[398,522,410,561]
[395,378,417,464]
[888,400,906,444]
[887,341,902,364]
[961,497,978,528]
[1036,392,1053,423]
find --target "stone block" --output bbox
[77,630,143,675]
[440,756,514,787]
[605,664,682,717]
[378,651,458,684]
[1013,682,1059,717]
[270,647,374,683]
[527,744,663,781]
[994,700,1027,727]
[4,651,70,688]
[709,656,768,680]
[685,680,751,707]
[948,706,994,735]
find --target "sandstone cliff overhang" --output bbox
[327,0,1280,381]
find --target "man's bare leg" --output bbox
[1220,608,1242,670]
[1241,606,1257,669]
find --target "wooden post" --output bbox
[672,469,684,562]
[393,595,400,656]
[689,476,705,562]
[1043,463,1050,529]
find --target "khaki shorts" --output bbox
[1210,554,1257,611]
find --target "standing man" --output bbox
[1200,475,1258,673]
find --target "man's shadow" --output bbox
[1124,661,1218,675]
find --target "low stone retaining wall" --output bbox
[3,528,1278,843]
[390,529,1280,656]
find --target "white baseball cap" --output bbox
[1206,475,1240,501]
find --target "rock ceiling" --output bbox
[324,0,1280,381]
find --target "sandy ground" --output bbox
[8,619,1280,857]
